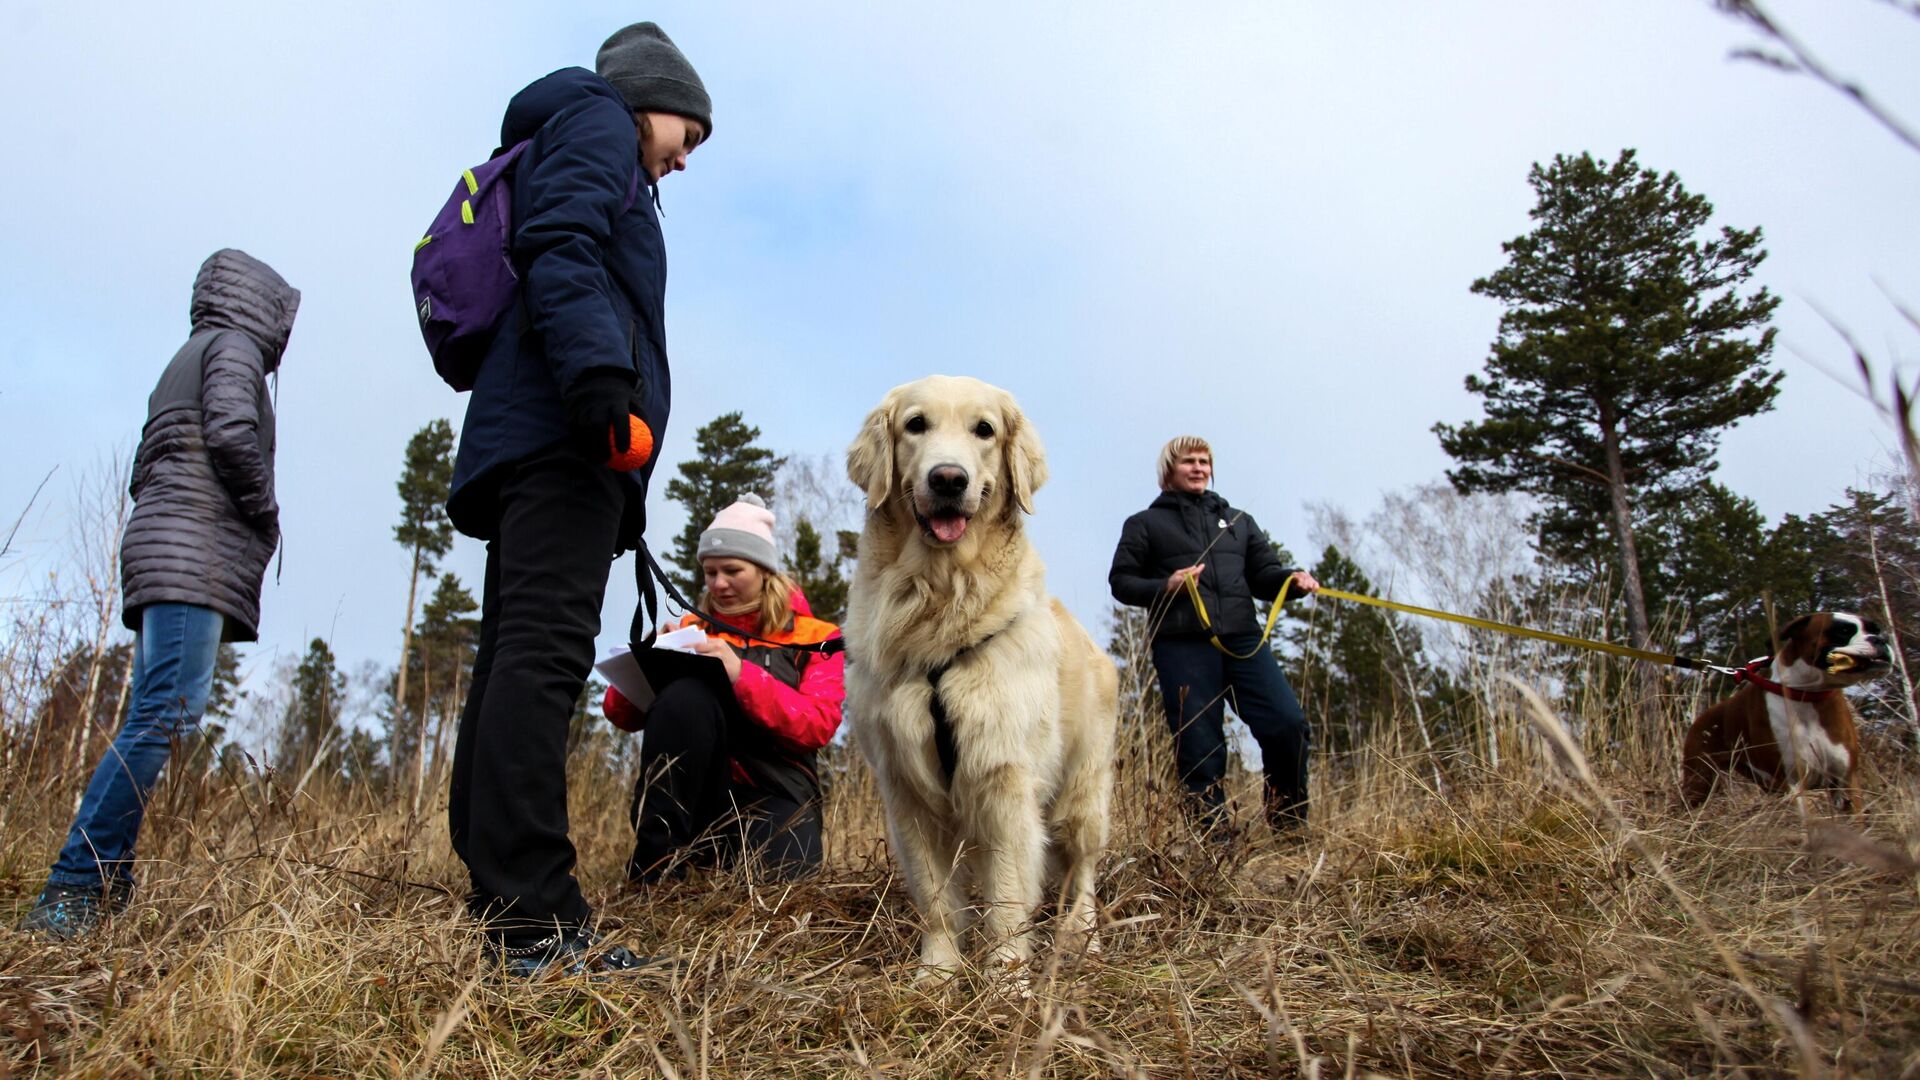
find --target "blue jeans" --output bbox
[48,602,224,891]
[1152,633,1310,828]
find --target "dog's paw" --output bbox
[911,961,961,987]
[985,959,1034,1002]
[917,932,963,982]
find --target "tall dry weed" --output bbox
[2,626,1916,1077]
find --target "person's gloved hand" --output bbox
[563,371,653,470]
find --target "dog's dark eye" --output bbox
[1826,621,1858,646]
[974,420,995,439]
[904,415,928,434]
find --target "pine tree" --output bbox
[397,573,481,808]
[663,412,785,596]
[783,517,850,623]
[1283,545,1415,751]
[390,573,479,784]
[1434,149,1781,656]
[341,729,388,790]
[205,644,245,723]
[390,419,456,770]
[278,638,346,773]
[1640,481,1772,661]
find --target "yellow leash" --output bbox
[1184,574,1292,659]
[1184,575,1724,673]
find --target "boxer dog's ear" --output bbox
[1775,614,1814,657]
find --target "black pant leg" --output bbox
[448,543,502,873]
[1151,636,1232,823]
[731,791,823,880]
[1220,635,1312,828]
[454,449,627,935]
[628,678,733,884]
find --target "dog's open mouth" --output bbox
[1827,651,1886,675]
[915,508,971,544]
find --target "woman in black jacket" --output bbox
[1109,436,1319,836]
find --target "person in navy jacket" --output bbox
[1109,436,1320,838]
[445,22,711,978]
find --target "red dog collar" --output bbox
[1736,658,1838,703]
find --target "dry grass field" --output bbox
[2,658,1918,1079]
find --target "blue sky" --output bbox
[4,2,1917,734]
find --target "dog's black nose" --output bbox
[927,465,968,499]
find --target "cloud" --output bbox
[2,0,1916,704]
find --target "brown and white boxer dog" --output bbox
[1681,612,1889,813]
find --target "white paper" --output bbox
[593,646,653,710]
[652,625,708,654]
[594,627,710,713]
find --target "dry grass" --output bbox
[2,674,1918,1079]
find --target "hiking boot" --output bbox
[487,926,661,979]
[17,881,128,940]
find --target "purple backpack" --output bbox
[411,140,640,392]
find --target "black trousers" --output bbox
[628,677,822,884]
[1152,633,1311,829]
[449,447,640,939]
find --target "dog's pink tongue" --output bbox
[930,515,968,543]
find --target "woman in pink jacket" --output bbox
[605,494,843,882]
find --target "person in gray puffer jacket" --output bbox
[19,249,299,940]
[120,247,298,640]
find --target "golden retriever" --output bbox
[844,375,1118,982]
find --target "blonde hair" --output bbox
[1158,435,1213,492]
[700,566,800,637]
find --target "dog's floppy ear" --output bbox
[1002,394,1048,516]
[1775,614,1813,651]
[847,395,896,510]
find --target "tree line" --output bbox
[12,146,1915,792]
[1111,148,1920,760]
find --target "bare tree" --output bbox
[62,446,134,774]
[772,451,865,559]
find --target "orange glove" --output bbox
[607,414,655,472]
[603,685,646,732]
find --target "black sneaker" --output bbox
[488,926,659,979]
[17,881,128,940]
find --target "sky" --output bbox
[3,1,1918,737]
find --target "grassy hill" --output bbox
[3,675,1917,1077]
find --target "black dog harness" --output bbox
[924,617,1016,786]
[926,653,972,784]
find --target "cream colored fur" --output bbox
[844,375,1119,982]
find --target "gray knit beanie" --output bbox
[595,22,713,140]
[697,493,778,571]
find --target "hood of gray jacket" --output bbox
[190,248,301,372]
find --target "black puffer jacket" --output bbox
[120,249,300,642]
[1109,490,1298,642]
